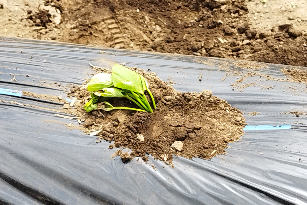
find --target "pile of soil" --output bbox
[65,67,245,165]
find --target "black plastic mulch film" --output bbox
[0,37,306,205]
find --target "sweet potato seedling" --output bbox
[84,63,155,113]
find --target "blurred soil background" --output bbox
[0,0,306,66]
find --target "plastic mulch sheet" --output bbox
[0,37,307,205]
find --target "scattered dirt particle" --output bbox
[171,141,184,152]
[237,23,249,34]
[22,91,66,103]
[201,90,212,99]
[28,9,52,28]
[136,134,144,142]
[290,111,300,117]
[248,111,260,116]
[62,104,70,109]
[245,29,257,39]
[115,150,132,163]
[282,68,307,84]
[223,25,235,36]
[84,118,93,127]
[287,27,302,38]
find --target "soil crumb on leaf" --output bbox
[67,67,246,165]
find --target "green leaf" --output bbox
[87,73,113,91]
[84,94,99,112]
[94,88,125,98]
[140,75,147,91]
[112,63,144,94]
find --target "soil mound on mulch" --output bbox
[66,67,245,165]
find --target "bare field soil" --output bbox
[0,0,306,66]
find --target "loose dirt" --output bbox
[282,68,307,84]
[22,91,66,103]
[0,0,306,67]
[64,67,245,165]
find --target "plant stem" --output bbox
[130,91,153,113]
[137,92,153,113]
[109,107,146,112]
[125,94,146,111]
[146,88,156,109]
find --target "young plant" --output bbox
[84,63,156,113]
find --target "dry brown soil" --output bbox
[0,0,306,66]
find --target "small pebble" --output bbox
[171,141,183,151]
